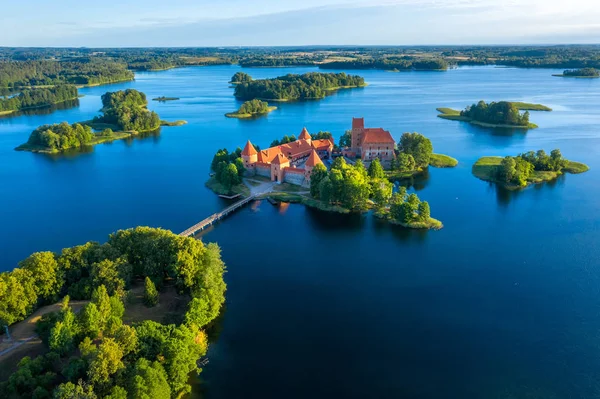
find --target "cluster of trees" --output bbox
[235,99,271,115]
[309,158,388,211]
[393,132,434,171]
[25,122,95,151]
[0,60,134,88]
[230,72,252,84]
[308,157,434,225]
[0,85,78,112]
[461,101,530,127]
[234,72,365,101]
[1,226,226,398]
[211,148,245,191]
[94,89,160,132]
[319,57,449,71]
[563,68,599,77]
[497,149,568,186]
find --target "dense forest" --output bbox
[461,101,531,127]
[93,89,160,132]
[562,68,599,77]
[0,85,78,113]
[0,60,134,88]
[0,227,226,398]
[320,57,449,71]
[498,149,569,186]
[233,72,365,101]
[24,122,95,151]
[232,99,271,116]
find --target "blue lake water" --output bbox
[2,65,600,398]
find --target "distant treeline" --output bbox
[234,72,365,101]
[0,85,78,112]
[239,56,321,67]
[0,60,134,88]
[320,57,450,71]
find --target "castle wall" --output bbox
[256,164,270,178]
[283,171,305,186]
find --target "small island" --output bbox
[233,72,366,102]
[152,96,180,102]
[437,101,551,129]
[553,68,599,78]
[229,72,253,84]
[472,149,589,189]
[16,89,184,154]
[0,85,79,117]
[207,120,446,230]
[225,99,277,118]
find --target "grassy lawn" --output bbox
[385,167,425,181]
[160,120,187,126]
[205,177,250,197]
[123,283,189,325]
[429,153,458,168]
[564,161,590,174]
[510,102,552,111]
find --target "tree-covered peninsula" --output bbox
[0,85,78,116]
[437,101,551,129]
[0,227,226,398]
[233,72,366,101]
[472,149,589,189]
[553,68,599,78]
[0,60,134,88]
[16,89,184,153]
[229,72,252,84]
[225,99,276,118]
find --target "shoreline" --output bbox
[0,96,80,117]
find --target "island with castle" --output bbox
[208,117,454,229]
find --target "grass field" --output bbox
[430,153,458,168]
[510,102,553,111]
[160,120,187,126]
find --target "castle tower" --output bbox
[241,140,258,170]
[271,153,290,183]
[351,117,365,154]
[299,127,312,144]
[304,150,323,182]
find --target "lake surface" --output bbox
[2,65,600,398]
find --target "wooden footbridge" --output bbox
[179,194,258,237]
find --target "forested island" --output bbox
[437,101,551,129]
[225,99,276,119]
[472,149,589,189]
[0,85,78,116]
[229,72,252,84]
[233,72,366,101]
[16,89,184,153]
[553,68,599,78]
[0,226,226,398]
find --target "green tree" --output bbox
[49,307,77,355]
[394,153,416,172]
[105,386,127,399]
[87,338,124,385]
[309,163,328,198]
[128,359,171,399]
[398,132,433,168]
[52,381,97,399]
[339,131,352,148]
[113,324,138,356]
[0,268,38,326]
[368,158,385,179]
[78,303,100,339]
[19,251,61,302]
[418,201,431,222]
[143,277,159,307]
[371,179,393,211]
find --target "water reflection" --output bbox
[492,175,566,207]
[0,98,80,119]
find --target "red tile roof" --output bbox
[362,128,395,144]
[241,140,257,156]
[305,150,323,168]
[311,139,333,151]
[271,153,290,165]
[257,147,282,163]
[279,139,313,159]
[298,127,311,140]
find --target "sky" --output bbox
[1,0,599,47]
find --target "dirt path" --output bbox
[243,178,276,196]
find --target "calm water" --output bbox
[2,65,600,398]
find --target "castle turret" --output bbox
[304,150,323,182]
[241,140,258,170]
[351,117,364,153]
[299,127,312,144]
[271,153,290,183]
